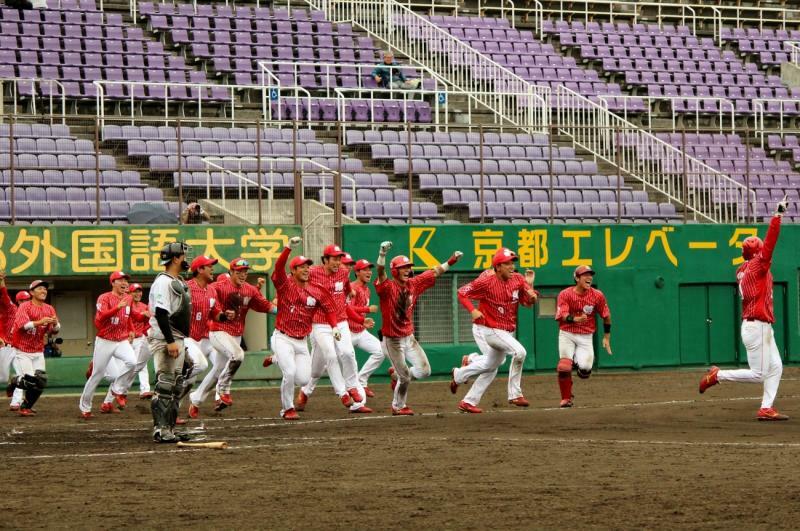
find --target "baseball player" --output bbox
[450,248,538,413]
[5,280,59,417]
[130,284,153,399]
[79,271,139,418]
[555,265,612,408]
[0,272,30,411]
[186,255,236,419]
[350,259,385,398]
[699,198,789,421]
[296,244,368,413]
[271,236,340,419]
[375,241,462,415]
[208,257,275,411]
[148,241,192,443]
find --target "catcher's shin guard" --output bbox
[151,372,181,429]
[20,370,47,409]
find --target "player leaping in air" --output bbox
[375,241,462,415]
[699,197,789,421]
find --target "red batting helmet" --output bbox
[15,291,31,304]
[573,265,595,282]
[741,236,763,260]
[390,255,413,279]
[492,248,518,268]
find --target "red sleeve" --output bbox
[0,287,12,313]
[13,303,30,333]
[346,304,365,325]
[754,215,782,274]
[131,304,149,323]
[247,284,275,313]
[94,294,118,329]
[374,277,390,295]
[410,269,437,295]
[127,309,135,334]
[271,247,291,290]
[208,286,222,320]
[457,275,487,313]
[596,291,610,319]
[554,290,570,321]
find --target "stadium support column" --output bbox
[334,120,342,244]
[407,121,413,224]
[293,119,302,226]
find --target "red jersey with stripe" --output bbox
[187,278,221,340]
[12,301,58,354]
[210,279,274,337]
[309,264,351,324]
[738,215,781,323]
[94,291,135,341]
[131,301,150,338]
[272,247,338,337]
[457,269,537,332]
[0,287,14,344]
[556,286,610,335]
[347,282,372,334]
[375,270,436,338]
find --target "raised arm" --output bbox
[761,198,786,264]
[519,270,538,307]
[432,251,463,277]
[375,241,392,284]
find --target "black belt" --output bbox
[278,330,305,340]
[744,319,761,322]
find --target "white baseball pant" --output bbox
[2,346,23,407]
[271,330,311,416]
[184,337,212,381]
[718,320,783,409]
[79,337,137,413]
[559,330,594,371]
[382,334,430,410]
[190,340,229,406]
[454,325,527,406]
[354,329,386,388]
[100,357,130,405]
[132,336,152,394]
[303,322,367,410]
[301,323,347,398]
[210,331,244,395]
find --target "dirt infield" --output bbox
[3,368,800,530]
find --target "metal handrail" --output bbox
[596,95,736,134]
[787,41,800,66]
[332,86,445,133]
[753,98,800,148]
[0,78,66,125]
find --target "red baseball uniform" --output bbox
[738,215,780,323]
[131,300,150,338]
[209,278,274,337]
[272,247,338,337]
[94,292,135,342]
[555,287,610,335]
[457,269,537,332]
[0,287,14,344]
[309,264,351,324]
[187,278,221,341]
[375,269,436,338]
[347,283,372,334]
[12,301,58,354]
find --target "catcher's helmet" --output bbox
[741,236,763,260]
[159,241,189,266]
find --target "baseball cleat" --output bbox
[262,355,273,368]
[9,404,20,412]
[340,394,353,408]
[80,411,94,420]
[508,396,530,407]
[388,367,397,391]
[757,408,789,421]
[347,387,363,403]
[218,393,233,406]
[363,386,375,398]
[175,417,187,426]
[139,392,153,400]
[391,406,414,416]
[153,427,177,443]
[699,366,720,394]
[449,368,458,394]
[111,392,128,409]
[283,408,299,420]
[213,400,228,412]
[85,361,93,379]
[100,402,119,414]
[458,401,482,414]
[296,390,308,411]
[18,408,36,417]
[188,404,199,419]
[350,406,373,414]
[559,398,573,408]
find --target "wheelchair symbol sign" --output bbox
[437,92,446,104]
[270,89,279,101]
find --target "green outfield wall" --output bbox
[342,222,800,376]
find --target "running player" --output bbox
[6,280,60,417]
[450,248,537,413]
[129,284,153,399]
[0,271,30,411]
[271,237,340,419]
[79,271,139,418]
[699,198,789,421]
[209,257,275,411]
[555,265,612,408]
[375,241,462,415]
[349,259,385,398]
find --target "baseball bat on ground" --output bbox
[176,441,228,449]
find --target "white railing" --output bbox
[597,95,736,134]
[333,87,446,130]
[556,86,756,223]
[479,0,542,34]
[788,41,800,66]
[303,0,550,132]
[201,156,357,221]
[260,85,314,124]
[0,78,67,123]
[753,98,800,148]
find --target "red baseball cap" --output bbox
[128,283,143,293]
[15,291,31,303]
[492,248,518,268]
[29,279,48,290]
[229,257,250,271]
[342,253,355,266]
[109,271,130,283]
[573,265,595,280]
[322,244,346,258]
[191,255,219,272]
[290,255,313,269]
[354,259,373,271]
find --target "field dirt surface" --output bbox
[3,368,800,530]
